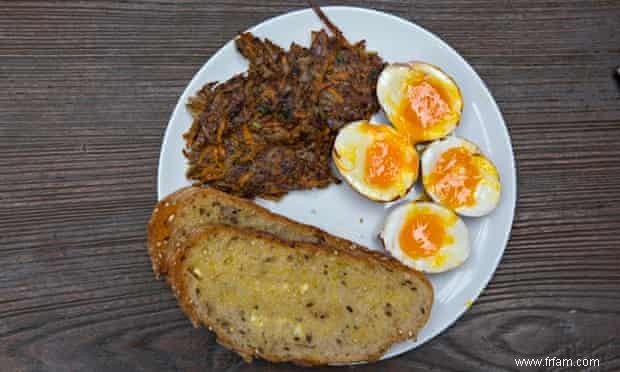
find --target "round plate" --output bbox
[158,6,516,362]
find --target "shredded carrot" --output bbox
[182,10,384,199]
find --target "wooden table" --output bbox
[1,1,619,371]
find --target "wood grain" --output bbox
[1,0,619,371]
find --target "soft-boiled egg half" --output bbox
[333,120,419,202]
[380,202,470,273]
[377,62,463,144]
[422,136,501,217]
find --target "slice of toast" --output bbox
[170,224,433,365]
[148,186,384,279]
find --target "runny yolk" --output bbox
[427,147,481,209]
[407,82,449,128]
[399,211,452,258]
[364,137,404,188]
[393,78,452,143]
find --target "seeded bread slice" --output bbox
[171,224,433,365]
[148,186,387,279]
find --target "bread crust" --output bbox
[170,224,433,366]
[147,186,198,278]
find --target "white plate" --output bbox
[158,6,516,362]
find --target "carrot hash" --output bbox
[183,10,385,199]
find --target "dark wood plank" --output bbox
[1,0,619,371]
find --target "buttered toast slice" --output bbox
[171,225,433,365]
[148,186,377,278]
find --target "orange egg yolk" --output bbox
[393,77,452,143]
[428,147,481,209]
[399,211,452,258]
[364,137,404,188]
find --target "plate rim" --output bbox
[157,5,517,362]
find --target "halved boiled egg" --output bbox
[422,136,501,217]
[377,62,463,144]
[333,120,419,202]
[380,202,470,273]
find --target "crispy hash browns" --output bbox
[183,12,385,199]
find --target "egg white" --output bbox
[421,136,501,217]
[377,64,411,120]
[380,202,470,273]
[333,120,418,202]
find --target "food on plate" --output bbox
[151,3,506,365]
[421,136,501,216]
[170,224,433,365]
[183,7,385,200]
[148,186,434,364]
[380,201,470,273]
[148,186,392,278]
[333,120,419,202]
[377,62,463,144]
